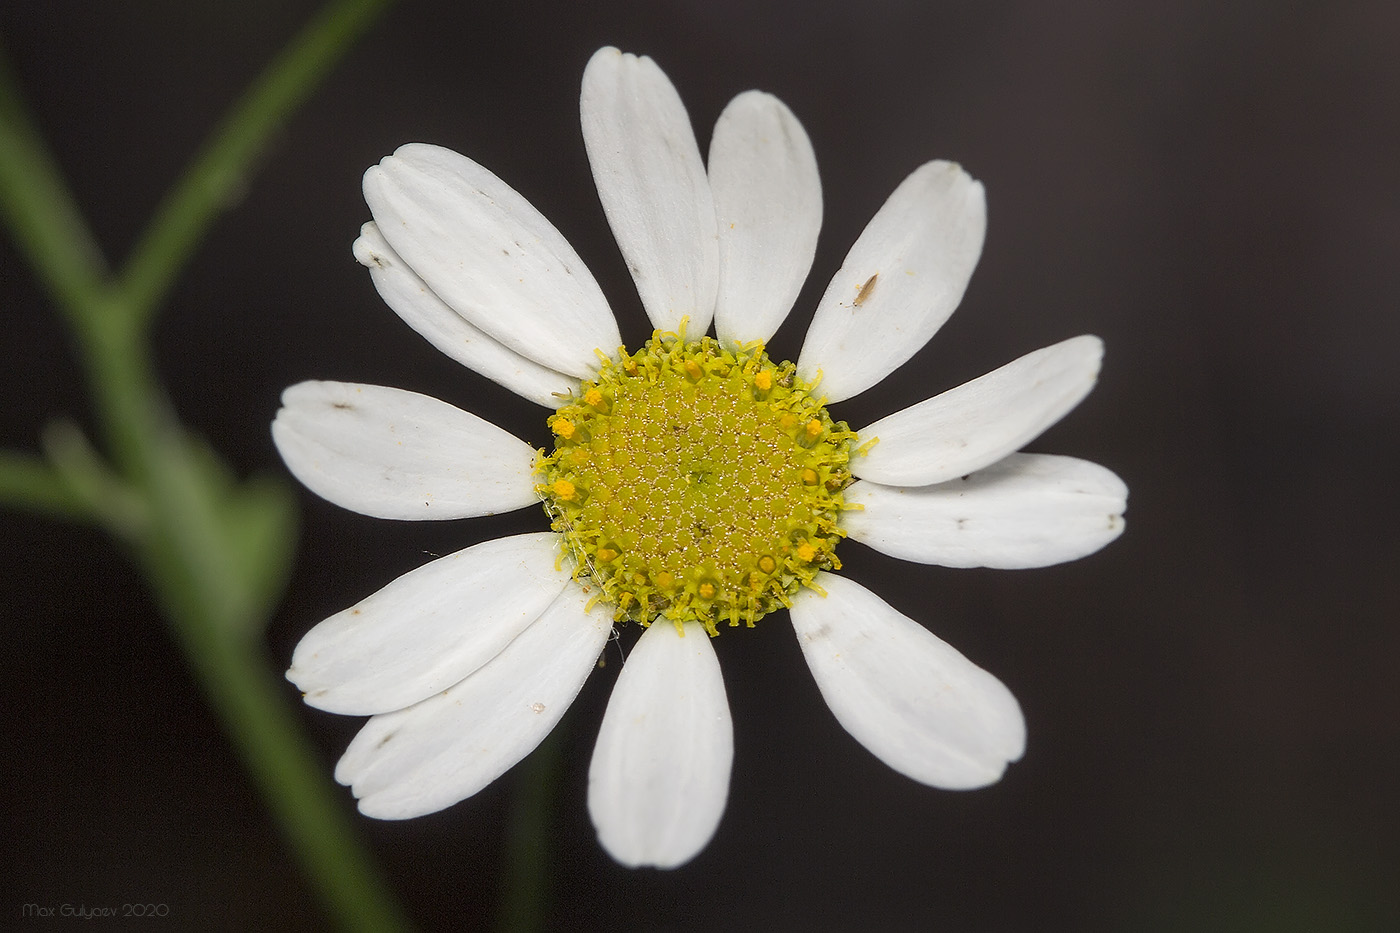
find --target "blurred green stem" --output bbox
[498,722,567,933]
[0,2,408,931]
[118,0,393,326]
[0,450,93,521]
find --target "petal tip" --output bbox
[353,222,386,268]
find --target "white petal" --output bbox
[790,573,1025,789]
[588,621,732,869]
[271,380,540,521]
[287,533,568,715]
[581,47,718,336]
[842,453,1128,569]
[709,90,822,347]
[853,336,1104,486]
[797,161,986,402]
[335,584,613,819]
[363,143,621,377]
[353,223,576,408]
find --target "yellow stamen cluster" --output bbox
[537,332,858,635]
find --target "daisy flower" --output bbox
[272,46,1127,869]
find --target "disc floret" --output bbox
[537,332,857,635]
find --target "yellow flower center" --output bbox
[537,333,856,635]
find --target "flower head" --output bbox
[273,46,1126,869]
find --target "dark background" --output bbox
[4,1,1398,930]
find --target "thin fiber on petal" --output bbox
[335,584,613,819]
[853,336,1104,486]
[287,533,568,716]
[272,380,539,521]
[363,143,621,377]
[843,453,1128,569]
[354,223,576,407]
[588,621,732,869]
[797,161,986,402]
[581,47,718,336]
[790,573,1025,789]
[709,90,821,346]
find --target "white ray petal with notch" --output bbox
[353,223,576,407]
[287,533,569,716]
[843,453,1128,569]
[272,380,540,520]
[790,573,1025,789]
[798,160,986,402]
[709,90,822,346]
[581,47,718,336]
[363,143,621,377]
[588,621,732,869]
[853,336,1104,486]
[335,584,613,818]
